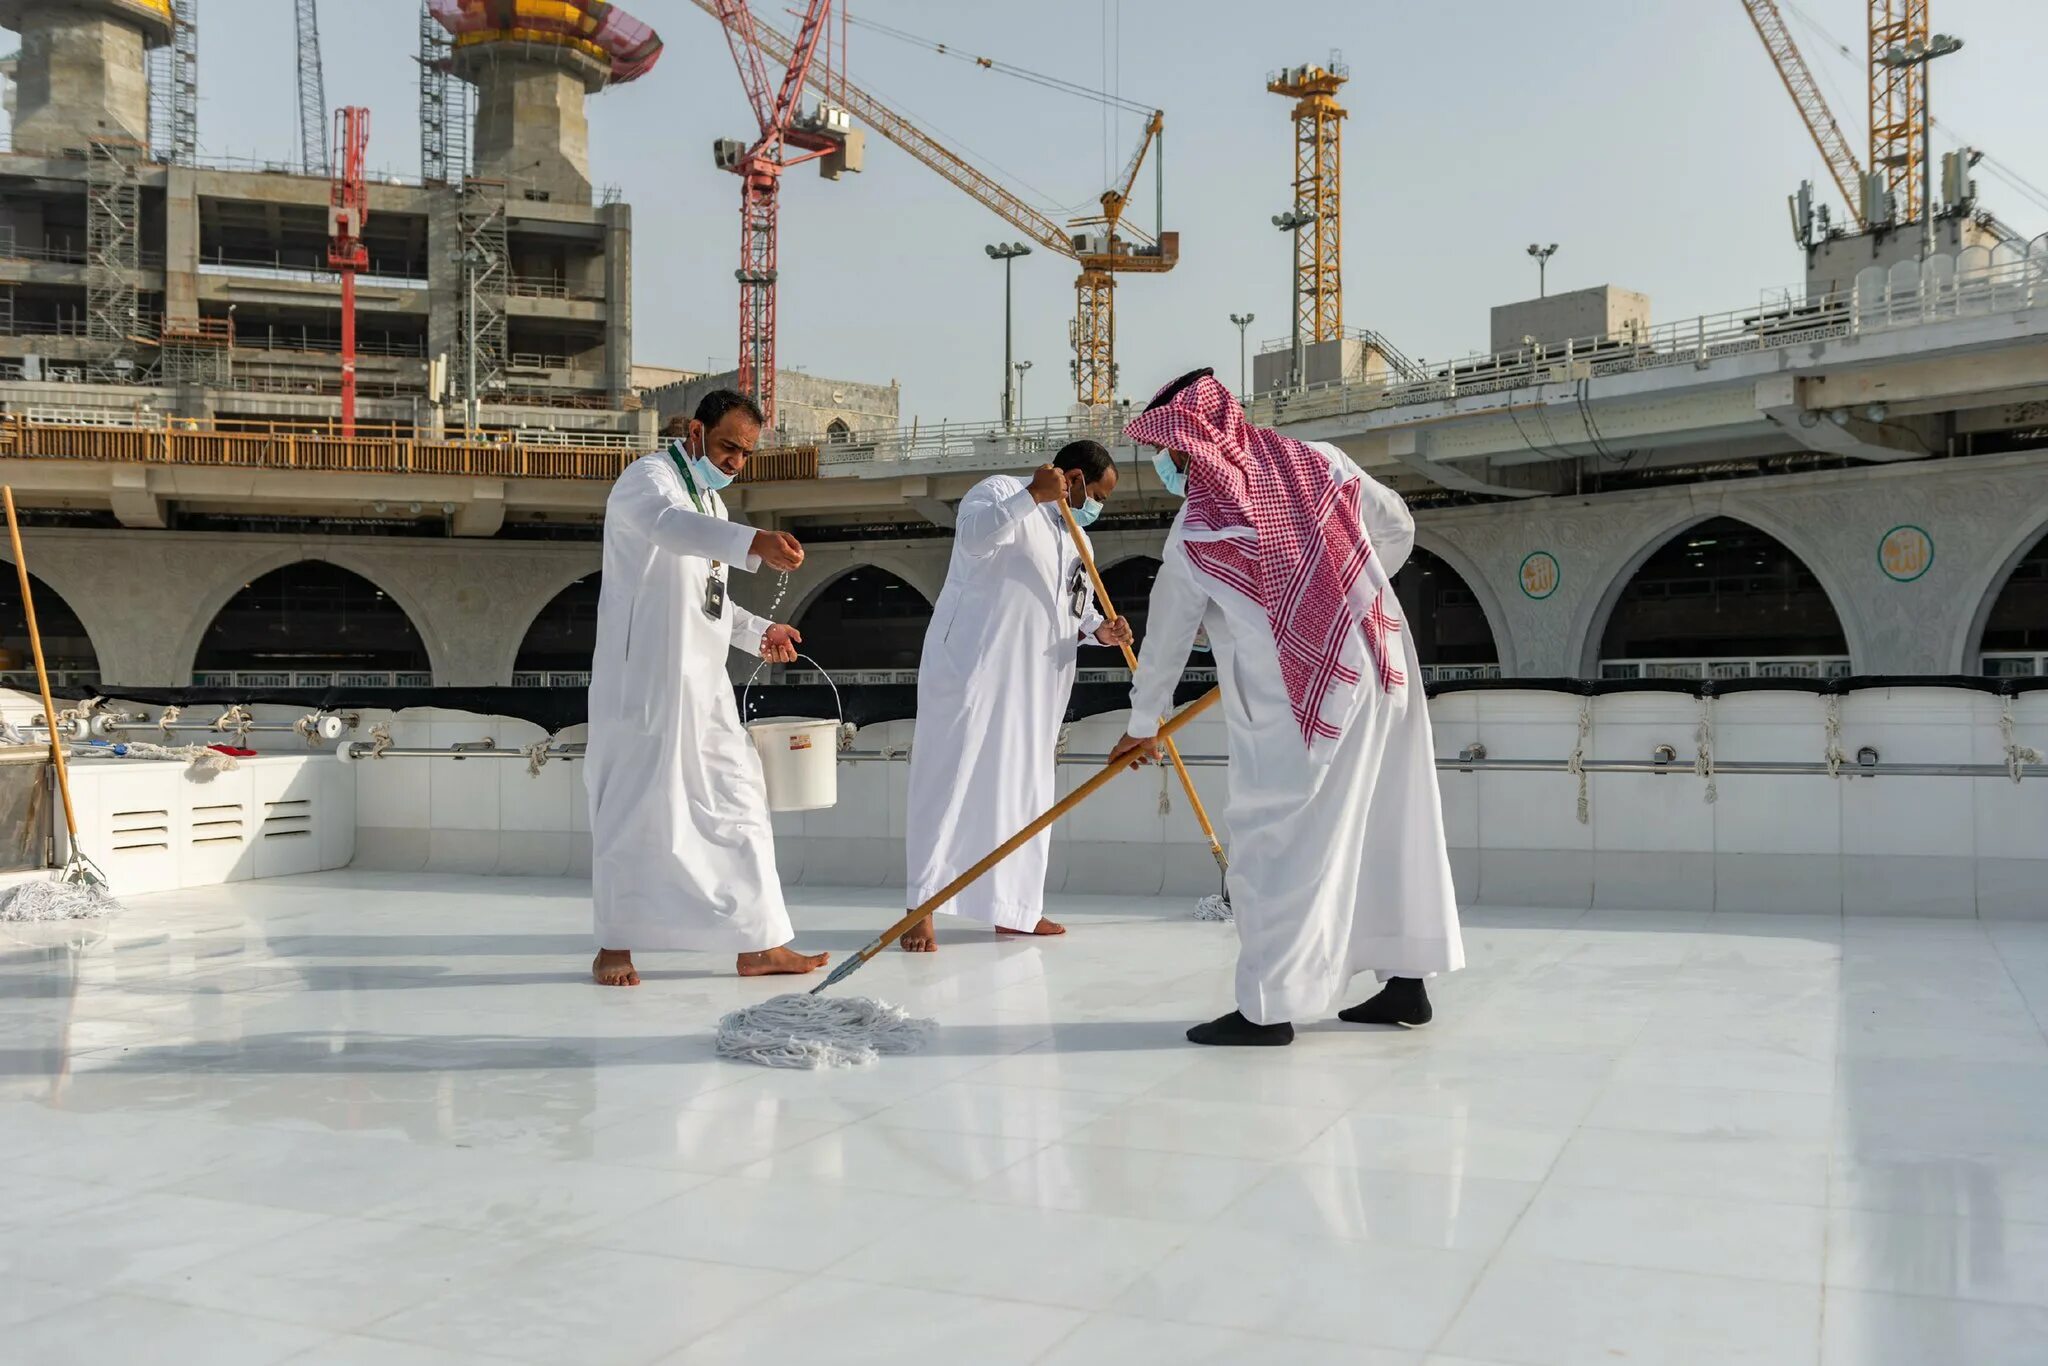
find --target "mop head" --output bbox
[1194,892,1234,922]
[0,877,118,922]
[715,993,936,1069]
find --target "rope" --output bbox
[368,722,393,759]
[292,713,326,748]
[837,721,857,753]
[214,704,253,738]
[1694,695,1718,804]
[1054,723,1073,756]
[1193,893,1233,921]
[1568,696,1591,825]
[158,705,180,737]
[1158,764,1171,816]
[523,736,554,776]
[714,992,936,1069]
[2002,697,2042,784]
[1823,695,1846,778]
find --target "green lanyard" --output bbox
[667,439,708,515]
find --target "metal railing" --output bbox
[1983,652,2046,678]
[1599,656,1854,681]
[2,416,641,480]
[190,670,433,688]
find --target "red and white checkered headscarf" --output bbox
[1124,371,1403,759]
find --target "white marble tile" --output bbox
[1039,1313,1405,1366]
[5,1292,329,1365]
[1215,1163,1538,1252]
[595,1175,935,1272]
[1506,1183,1826,1284]
[971,1140,1270,1223]
[1547,1127,1829,1207]
[1819,1288,2048,1366]
[1825,1208,2048,1307]
[0,1188,312,1290]
[1063,1094,1344,1160]
[1437,1255,1822,1366]
[1295,1109,1573,1184]
[1111,1224,1486,1350]
[656,1276,1084,1365]
[732,1121,1048,1196]
[1584,1081,1835,1144]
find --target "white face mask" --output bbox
[1073,494,1104,528]
[1152,449,1187,497]
[691,453,736,491]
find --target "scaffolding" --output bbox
[145,0,199,166]
[417,1,467,187]
[455,179,509,420]
[1268,56,1348,346]
[159,316,232,385]
[85,138,144,383]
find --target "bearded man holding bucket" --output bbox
[585,391,829,987]
[1109,370,1464,1045]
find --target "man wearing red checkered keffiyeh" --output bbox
[1109,369,1464,1048]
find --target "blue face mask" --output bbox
[1152,449,1187,498]
[1073,494,1103,528]
[691,453,736,492]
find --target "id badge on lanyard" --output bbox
[669,441,727,622]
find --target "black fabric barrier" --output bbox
[46,673,2047,733]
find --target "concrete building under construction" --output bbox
[0,0,651,452]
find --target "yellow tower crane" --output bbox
[1740,0,1868,227]
[1268,56,1347,344]
[1868,0,1931,225]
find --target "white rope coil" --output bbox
[715,993,935,1069]
[1054,723,1073,756]
[157,705,181,737]
[214,704,253,738]
[1694,695,1718,805]
[1,878,116,922]
[291,714,327,748]
[837,721,857,753]
[368,722,393,758]
[1823,695,1846,778]
[1158,764,1171,815]
[1193,892,1233,921]
[523,737,554,776]
[2001,697,2042,785]
[1568,696,1591,825]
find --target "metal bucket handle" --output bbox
[742,652,843,728]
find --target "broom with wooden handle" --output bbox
[807,685,1221,996]
[1055,495,1230,899]
[2,486,117,920]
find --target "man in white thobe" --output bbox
[1110,370,1464,1045]
[585,391,827,986]
[901,441,1133,951]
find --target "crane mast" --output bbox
[328,107,370,436]
[296,0,330,177]
[1741,0,1868,228]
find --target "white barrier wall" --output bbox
[338,688,2048,918]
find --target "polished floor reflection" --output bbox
[4,874,2047,1364]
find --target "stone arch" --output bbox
[1964,517,2048,673]
[183,556,437,682]
[512,571,602,678]
[490,556,605,683]
[0,559,103,683]
[1080,554,1163,666]
[1406,530,1514,677]
[825,418,852,443]
[783,548,942,625]
[1579,512,1855,677]
[791,564,934,670]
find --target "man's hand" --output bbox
[1094,616,1133,649]
[750,529,804,571]
[1107,732,1163,770]
[1026,464,1067,504]
[761,623,802,664]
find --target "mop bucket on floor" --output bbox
[742,654,842,813]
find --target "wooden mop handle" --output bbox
[1055,496,1228,868]
[2,487,81,846]
[813,686,1221,993]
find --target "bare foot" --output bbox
[736,944,830,976]
[901,917,936,953]
[592,949,639,987]
[997,917,1066,937]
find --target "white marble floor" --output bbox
[3,874,2048,1364]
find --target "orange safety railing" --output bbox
[0,415,824,482]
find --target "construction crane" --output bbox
[1869,0,1931,225]
[328,106,369,436]
[1741,0,1867,227]
[703,0,849,428]
[1268,58,1346,345]
[296,0,329,177]
[693,2,1176,410]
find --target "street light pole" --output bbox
[1526,242,1559,298]
[1229,312,1254,399]
[1880,34,1965,264]
[1271,210,1316,391]
[1013,359,1032,422]
[986,242,1031,426]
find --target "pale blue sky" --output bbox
[33,1,2048,423]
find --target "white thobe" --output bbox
[585,451,792,953]
[1128,443,1464,1024]
[906,475,1103,929]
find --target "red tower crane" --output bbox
[328,105,371,436]
[707,0,846,428]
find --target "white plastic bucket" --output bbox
[746,716,840,811]
[742,653,843,813]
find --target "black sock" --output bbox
[1338,977,1432,1027]
[1186,1010,1294,1047]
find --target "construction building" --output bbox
[0,0,650,448]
